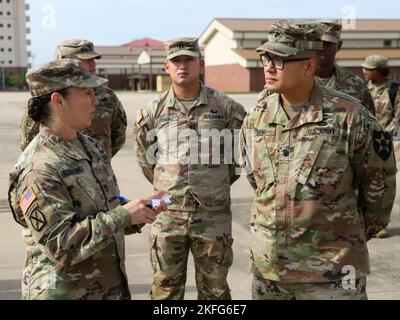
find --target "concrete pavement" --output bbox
[0,91,399,300]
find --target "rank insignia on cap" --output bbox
[19,189,37,215]
[372,130,392,161]
[28,208,46,232]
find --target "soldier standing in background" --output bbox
[362,54,400,238]
[134,38,246,300]
[314,20,375,114]
[362,55,400,131]
[241,20,396,300]
[20,39,127,161]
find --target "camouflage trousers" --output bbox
[150,208,233,300]
[252,272,368,300]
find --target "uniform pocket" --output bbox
[296,137,349,197]
[150,235,163,272]
[252,134,275,189]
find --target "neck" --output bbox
[317,64,335,79]
[173,82,201,100]
[281,79,315,106]
[47,119,77,141]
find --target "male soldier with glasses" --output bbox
[240,20,396,300]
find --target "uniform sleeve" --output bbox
[18,171,132,266]
[349,110,397,240]
[361,88,376,116]
[110,92,127,157]
[227,101,246,185]
[133,106,157,183]
[20,107,40,151]
[239,115,257,190]
[386,90,400,135]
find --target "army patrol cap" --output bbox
[256,20,324,58]
[26,59,108,98]
[55,39,101,60]
[361,55,389,70]
[164,37,200,60]
[318,19,342,43]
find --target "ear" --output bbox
[50,92,65,109]
[337,41,343,52]
[305,58,318,76]
[200,59,205,74]
[164,61,170,75]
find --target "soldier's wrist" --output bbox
[108,206,132,231]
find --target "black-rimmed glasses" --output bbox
[260,54,310,70]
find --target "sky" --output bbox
[27,0,400,66]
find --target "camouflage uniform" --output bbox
[241,21,396,300]
[315,63,375,114]
[362,55,400,131]
[20,39,127,160]
[316,20,375,114]
[8,60,140,300]
[134,38,246,300]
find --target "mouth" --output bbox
[178,72,189,78]
[265,77,277,84]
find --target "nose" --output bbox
[265,60,276,73]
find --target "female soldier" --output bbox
[8,59,166,300]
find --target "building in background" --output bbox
[95,38,168,91]
[199,18,400,92]
[0,0,30,90]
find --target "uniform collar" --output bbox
[166,82,208,109]
[268,81,324,130]
[39,125,91,161]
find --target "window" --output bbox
[9,60,12,65]
[0,48,4,52]
[8,48,12,52]
[0,36,3,40]
[384,40,392,47]
[7,24,11,28]
[8,36,11,40]
[7,12,10,16]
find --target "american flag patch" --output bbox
[19,189,37,214]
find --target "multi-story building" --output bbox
[0,0,30,90]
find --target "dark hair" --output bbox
[377,68,390,77]
[27,88,70,123]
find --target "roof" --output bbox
[336,48,400,60]
[96,58,137,65]
[95,46,142,56]
[232,49,259,61]
[122,37,164,48]
[214,18,400,33]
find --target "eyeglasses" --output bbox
[260,54,310,70]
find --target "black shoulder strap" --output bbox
[389,82,400,106]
